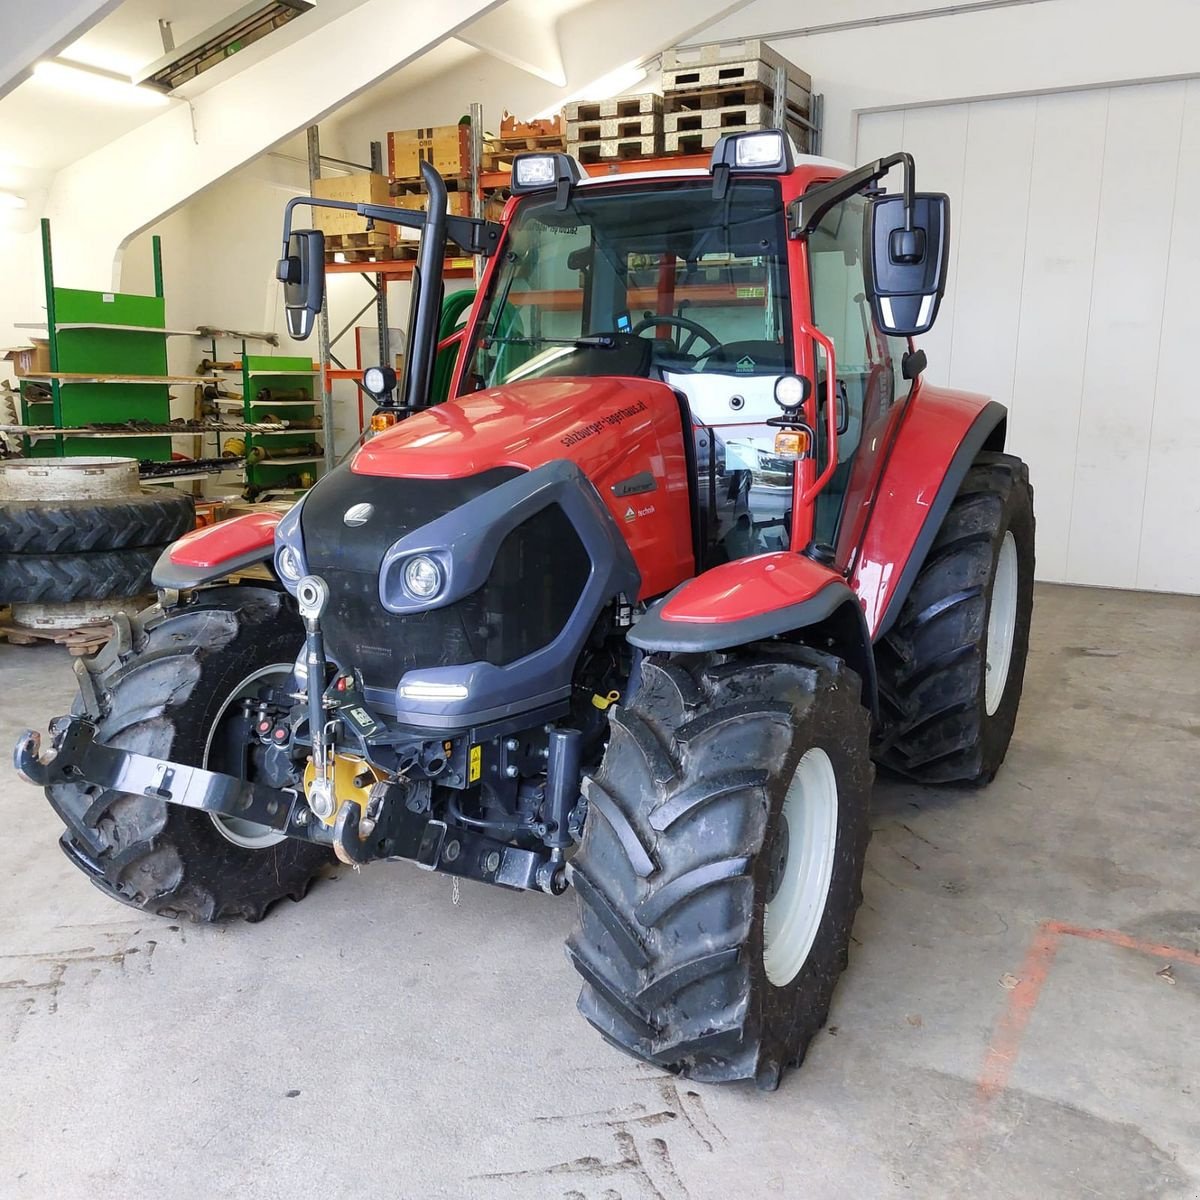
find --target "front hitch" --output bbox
[14,717,304,834]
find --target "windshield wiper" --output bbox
[480,334,618,349]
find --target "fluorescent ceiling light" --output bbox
[0,192,26,210]
[33,60,170,108]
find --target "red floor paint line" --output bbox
[976,919,1198,1104]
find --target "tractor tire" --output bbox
[567,646,872,1089]
[874,451,1035,785]
[45,585,331,923]
[0,546,165,603]
[0,491,194,553]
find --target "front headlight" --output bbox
[402,555,444,600]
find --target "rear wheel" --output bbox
[875,451,1035,784]
[46,586,331,922]
[567,646,872,1088]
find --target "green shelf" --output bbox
[240,353,323,490]
[18,220,176,462]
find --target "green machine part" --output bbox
[429,288,476,405]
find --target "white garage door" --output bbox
[858,79,1200,594]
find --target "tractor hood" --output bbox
[350,376,694,601]
[353,377,675,479]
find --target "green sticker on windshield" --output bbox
[736,286,766,299]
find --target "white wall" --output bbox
[859,79,1200,595]
[695,0,1200,162]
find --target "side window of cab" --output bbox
[807,192,911,549]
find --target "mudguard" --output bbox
[853,388,1007,639]
[629,552,876,711]
[151,511,281,589]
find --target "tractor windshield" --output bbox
[463,179,792,389]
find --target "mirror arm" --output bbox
[790,150,917,237]
[281,196,501,259]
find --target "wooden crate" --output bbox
[392,192,473,217]
[388,124,471,181]
[499,113,563,140]
[311,174,394,238]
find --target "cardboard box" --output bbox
[391,191,473,217]
[388,124,471,180]
[311,174,394,239]
[3,340,51,378]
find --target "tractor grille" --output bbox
[300,465,590,695]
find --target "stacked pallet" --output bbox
[661,39,814,155]
[565,94,663,164]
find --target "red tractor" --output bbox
[16,131,1034,1090]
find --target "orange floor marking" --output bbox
[976,919,1198,1106]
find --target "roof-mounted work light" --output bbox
[510,152,585,208]
[709,130,794,198]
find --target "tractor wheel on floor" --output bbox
[567,646,873,1089]
[0,490,194,554]
[45,586,331,922]
[874,451,1035,785]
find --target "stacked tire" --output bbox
[0,457,194,627]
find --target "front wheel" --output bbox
[567,646,873,1089]
[45,586,331,922]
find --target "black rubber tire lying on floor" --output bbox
[874,451,1035,785]
[567,645,873,1089]
[45,585,331,922]
[0,545,166,602]
[0,490,194,554]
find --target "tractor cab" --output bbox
[450,132,949,565]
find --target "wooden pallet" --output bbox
[571,134,664,164]
[0,617,112,656]
[662,38,812,93]
[563,94,662,125]
[664,79,809,117]
[324,231,396,263]
[481,134,567,173]
[567,112,662,144]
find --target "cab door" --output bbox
[805,192,914,567]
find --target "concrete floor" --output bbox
[0,582,1197,1199]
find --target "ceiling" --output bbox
[0,0,373,189]
[62,0,253,76]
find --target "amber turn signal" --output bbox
[773,429,811,459]
[370,411,398,433]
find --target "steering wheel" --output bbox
[631,314,722,357]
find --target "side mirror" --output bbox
[276,229,325,340]
[865,194,950,337]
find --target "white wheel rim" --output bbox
[204,663,292,850]
[985,531,1019,717]
[762,747,839,988]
